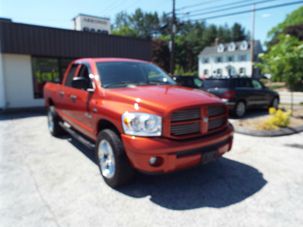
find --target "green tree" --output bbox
[267,6,303,47]
[257,35,303,111]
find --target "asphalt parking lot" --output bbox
[1,113,303,227]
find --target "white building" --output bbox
[73,14,111,34]
[198,40,263,78]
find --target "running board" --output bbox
[59,122,95,150]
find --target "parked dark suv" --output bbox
[201,78,280,117]
[172,75,203,88]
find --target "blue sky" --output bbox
[0,0,302,44]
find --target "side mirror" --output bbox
[71,77,90,90]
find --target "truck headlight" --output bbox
[122,112,162,136]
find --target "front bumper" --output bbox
[122,123,234,173]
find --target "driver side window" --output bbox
[75,65,93,89]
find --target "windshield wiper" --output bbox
[103,81,148,88]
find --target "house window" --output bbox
[239,55,247,61]
[228,56,234,62]
[216,57,222,63]
[239,67,246,75]
[203,69,208,75]
[32,57,74,98]
[217,68,222,75]
[203,58,209,63]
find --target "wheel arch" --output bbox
[97,119,121,136]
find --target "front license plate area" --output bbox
[202,150,218,164]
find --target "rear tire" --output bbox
[234,101,246,118]
[96,129,135,188]
[47,106,65,137]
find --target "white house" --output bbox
[198,40,263,78]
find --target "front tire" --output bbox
[270,97,279,109]
[47,106,64,137]
[96,129,135,188]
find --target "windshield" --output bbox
[203,80,231,89]
[96,61,176,88]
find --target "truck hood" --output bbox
[103,85,222,114]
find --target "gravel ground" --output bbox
[1,113,303,227]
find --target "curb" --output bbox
[234,124,303,137]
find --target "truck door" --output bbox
[67,64,96,138]
[57,64,78,117]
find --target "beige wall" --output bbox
[2,54,44,108]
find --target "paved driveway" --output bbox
[1,113,303,227]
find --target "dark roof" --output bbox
[200,41,259,56]
[0,21,151,60]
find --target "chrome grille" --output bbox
[171,108,200,122]
[208,117,226,130]
[170,105,227,137]
[208,105,225,117]
[171,122,200,136]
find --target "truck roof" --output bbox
[74,57,149,64]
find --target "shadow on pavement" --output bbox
[43,117,267,211]
[0,108,46,121]
[64,135,267,210]
[284,143,303,149]
[118,158,266,210]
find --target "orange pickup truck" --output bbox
[44,58,234,188]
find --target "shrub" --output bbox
[260,108,291,130]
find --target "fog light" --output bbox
[149,156,163,167]
[149,156,157,165]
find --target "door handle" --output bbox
[70,95,77,101]
[59,91,64,97]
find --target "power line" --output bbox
[190,1,303,21]
[185,0,281,17]
[176,0,226,11]
[178,0,253,13]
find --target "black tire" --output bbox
[47,106,65,137]
[270,97,279,109]
[234,101,246,118]
[95,129,135,188]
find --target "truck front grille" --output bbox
[169,105,227,138]
[171,122,200,136]
[171,108,200,122]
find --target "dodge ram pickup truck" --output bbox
[44,58,234,188]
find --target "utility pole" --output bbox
[170,0,176,74]
[250,3,256,78]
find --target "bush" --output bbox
[260,108,291,130]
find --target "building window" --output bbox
[239,55,247,61]
[32,57,74,98]
[239,67,246,76]
[203,69,208,75]
[227,56,234,62]
[216,57,222,63]
[203,58,209,63]
[217,68,222,75]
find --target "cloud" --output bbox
[261,13,271,18]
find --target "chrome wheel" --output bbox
[47,108,54,133]
[98,140,116,179]
[236,102,246,117]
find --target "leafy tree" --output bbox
[112,9,248,73]
[267,6,303,47]
[257,35,303,111]
[231,23,246,41]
